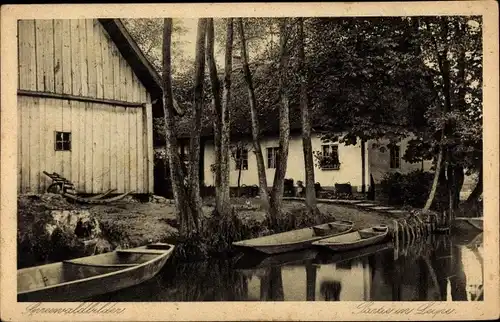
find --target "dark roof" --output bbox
[98,19,164,117]
[174,103,310,140]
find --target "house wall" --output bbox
[17,19,154,194]
[367,137,433,185]
[203,134,367,191]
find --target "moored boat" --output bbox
[232,220,354,255]
[17,243,175,301]
[312,226,389,252]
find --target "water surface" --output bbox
[93,233,484,302]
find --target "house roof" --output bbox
[99,19,172,118]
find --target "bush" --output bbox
[267,206,335,234]
[379,170,447,210]
[173,208,264,262]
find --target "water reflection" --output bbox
[92,233,484,302]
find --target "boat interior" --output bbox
[234,222,351,246]
[316,227,386,244]
[17,252,159,292]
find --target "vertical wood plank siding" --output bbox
[17,19,153,194]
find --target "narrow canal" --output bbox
[92,233,484,302]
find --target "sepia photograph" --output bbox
[1,2,499,321]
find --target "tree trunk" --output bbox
[269,18,291,226]
[297,17,319,217]
[206,18,223,212]
[162,19,199,235]
[237,18,271,213]
[423,139,444,211]
[220,18,234,212]
[187,18,209,231]
[237,159,242,197]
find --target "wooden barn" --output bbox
[17,19,163,195]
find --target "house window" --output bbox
[320,144,340,170]
[235,147,249,170]
[390,145,401,169]
[55,131,71,151]
[267,147,280,169]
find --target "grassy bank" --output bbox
[17,194,402,267]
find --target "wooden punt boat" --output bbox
[313,220,354,236]
[232,220,354,255]
[17,243,175,302]
[452,217,483,232]
[312,226,389,252]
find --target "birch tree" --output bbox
[206,18,233,215]
[162,18,203,235]
[237,18,272,215]
[268,18,292,226]
[297,17,320,216]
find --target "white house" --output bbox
[200,133,433,193]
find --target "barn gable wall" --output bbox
[17,19,154,194]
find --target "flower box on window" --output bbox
[314,147,341,170]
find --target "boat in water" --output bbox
[232,220,354,254]
[312,226,389,252]
[18,243,175,301]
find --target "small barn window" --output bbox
[235,147,249,170]
[55,132,71,151]
[267,147,280,169]
[390,145,401,169]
